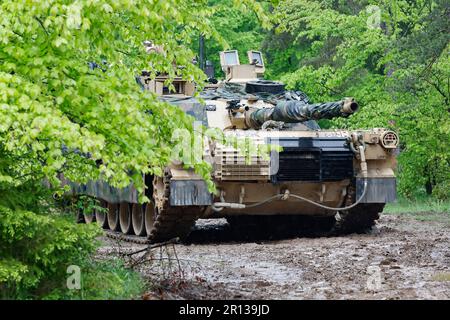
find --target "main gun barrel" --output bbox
[247,97,358,129]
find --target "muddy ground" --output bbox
[98,213,450,300]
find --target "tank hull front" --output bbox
[205,180,350,217]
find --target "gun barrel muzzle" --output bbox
[342,98,359,114]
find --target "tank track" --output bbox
[147,169,205,243]
[105,230,150,245]
[329,184,384,235]
[85,180,383,243]
[147,204,203,243]
[85,170,204,244]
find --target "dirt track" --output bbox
[98,213,450,300]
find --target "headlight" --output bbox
[381,131,399,149]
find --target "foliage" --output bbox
[194,0,272,78]
[0,186,144,300]
[43,258,144,300]
[264,0,449,198]
[65,194,107,219]
[384,195,450,215]
[0,0,269,299]
[384,195,450,225]
[0,204,100,299]
[0,0,224,200]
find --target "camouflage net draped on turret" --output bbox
[200,82,311,105]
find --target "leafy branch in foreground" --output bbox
[0,0,239,199]
[0,0,269,299]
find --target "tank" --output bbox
[75,49,399,242]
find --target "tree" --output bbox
[0,0,269,298]
[264,0,449,198]
[0,0,216,197]
[192,0,271,78]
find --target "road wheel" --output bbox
[84,210,95,223]
[83,201,96,224]
[95,200,109,228]
[144,201,157,237]
[131,204,146,236]
[107,203,120,231]
[119,203,133,234]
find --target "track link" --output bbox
[96,170,204,245]
[105,230,151,245]
[148,169,204,243]
[330,184,384,235]
[147,206,203,243]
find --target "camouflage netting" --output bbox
[159,82,323,130]
[199,82,311,105]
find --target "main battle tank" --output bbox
[76,50,399,242]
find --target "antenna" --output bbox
[199,34,205,71]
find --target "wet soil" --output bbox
[98,213,450,300]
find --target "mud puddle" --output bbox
[98,213,450,299]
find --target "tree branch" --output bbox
[34,16,49,36]
[115,49,131,56]
[422,77,448,105]
[126,237,180,257]
[11,30,24,38]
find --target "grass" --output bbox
[431,273,450,282]
[43,258,145,300]
[384,196,450,223]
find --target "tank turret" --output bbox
[247,98,359,129]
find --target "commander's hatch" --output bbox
[220,50,265,83]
